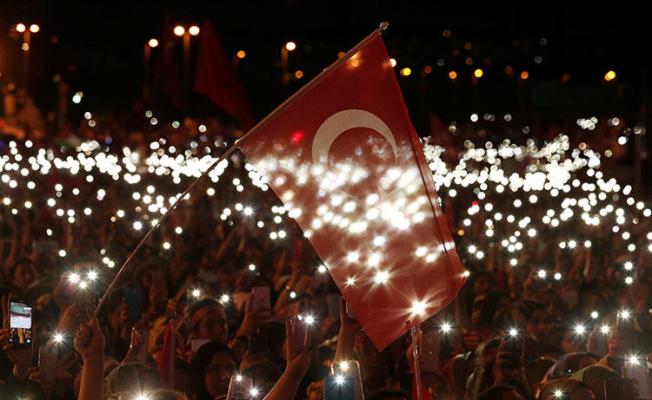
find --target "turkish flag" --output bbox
[237,29,466,350]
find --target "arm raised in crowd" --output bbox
[75,317,105,400]
[263,317,312,400]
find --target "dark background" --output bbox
[0,1,649,127]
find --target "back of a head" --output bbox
[105,362,163,396]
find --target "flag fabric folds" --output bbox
[237,29,466,350]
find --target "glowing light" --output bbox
[173,25,185,36]
[410,300,427,317]
[285,41,296,51]
[52,332,64,344]
[87,270,98,281]
[334,374,346,385]
[573,323,586,336]
[507,327,519,337]
[600,324,610,334]
[440,322,452,334]
[373,270,390,285]
[148,38,159,48]
[16,23,26,32]
[473,68,484,78]
[67,273,81,286]
[604,70,617,82]
[188,25,200,36]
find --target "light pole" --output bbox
[174,24,200,110]
[15,23,40,89]
[281,41,296,86]
[143,38,159,104]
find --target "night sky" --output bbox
[0,1,648,124]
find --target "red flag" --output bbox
[157,321,175,386]
[237,29,466,350]
[193,21,255,129]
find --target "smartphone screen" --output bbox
[38,346,58,385]
[9,301,32,347]
[324,374,355,400]
[122,287,143,322]
[249,287,271,312]
[226,375,254,400]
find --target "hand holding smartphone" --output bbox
[9,298,33,347]
[226,374,254,400]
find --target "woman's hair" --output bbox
[105,362,163,396]
[190,340,237,400]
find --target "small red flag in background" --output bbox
[157,321,175,386]
[193,21,255,129]
[237,30,466,350]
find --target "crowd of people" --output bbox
[0,99,650,400]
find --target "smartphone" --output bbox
[604,377,635,400]
[122,287,143,322]
[249,287,271,312]
[324,374,355,400]
[226,375,254,400]
[38,346,58,385]
[421,330,440,373]
[9,300,33,347]
[624,358,651,399]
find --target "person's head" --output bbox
[538,378,596,400]
[191,341,237,400]
[478,384,526,400]
[368,390,410,400]
[188,298,227,342]
[105,362,163,397]
[561,329,586,354]
[526,305,550,341]
[9,259,36,292]
[472,272,494,298]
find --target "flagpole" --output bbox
[95,22,390,317]
[94,145,238,316]
[411,324,424,400]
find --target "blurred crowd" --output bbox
[0,91,651,400]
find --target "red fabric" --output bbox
[193,21,255,129]
[237,32,466,350]
[157,322,175,386]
